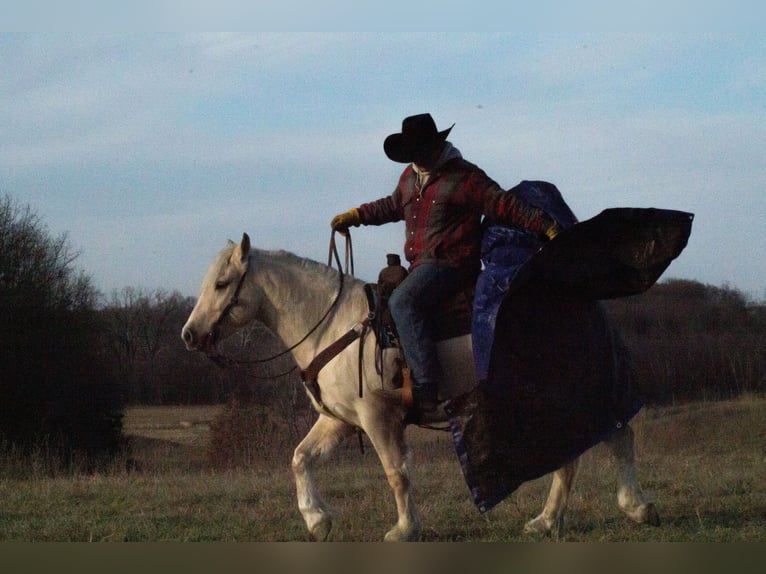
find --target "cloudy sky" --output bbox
[1,33,764,301]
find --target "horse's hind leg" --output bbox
[605,423,660,526]
[292,414,355,541]
[524,460,578,539]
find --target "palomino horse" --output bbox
[181,233,659,541]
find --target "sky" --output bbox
[1,33,765,301]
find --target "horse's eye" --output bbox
[214,281,229,291]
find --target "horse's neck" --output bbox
[252,252,365,368]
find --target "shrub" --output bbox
[207,398,292,469]
[605,279,765,404]
[0,195,123,469]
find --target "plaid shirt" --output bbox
[358,158,554,271]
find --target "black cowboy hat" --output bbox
[384,113,454,163]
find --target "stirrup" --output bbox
[401,367,414,410]
[369,367,414,410]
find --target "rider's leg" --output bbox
[388,263,473,409]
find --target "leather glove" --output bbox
[331,208,361,235]
[544,221,562,241]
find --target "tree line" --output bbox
[105,279,764,408]
[0,195,305,466]
[0,195,120,463]
[1,193,764,464]
[604,279,765,404]
[100,287,303,407]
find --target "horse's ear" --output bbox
[239,233,251,263]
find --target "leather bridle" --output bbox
[207,255,252,355]
[205,231,352,372]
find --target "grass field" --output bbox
[0,397,764,541]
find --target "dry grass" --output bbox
[123,405,223,445]
[0,396,764,541]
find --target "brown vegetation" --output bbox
[0,397,763,541]
[99,277,765,410]
[605,279,765,403]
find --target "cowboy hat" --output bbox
[384,113,454,163]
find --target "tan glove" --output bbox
[331,208,361,235]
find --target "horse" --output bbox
[181,232,660,541]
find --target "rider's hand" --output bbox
[544,221,562,241]
[331,208,361,235]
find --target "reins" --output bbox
[300,231,374,406]
[206,230,376,456]
[206,230,354,376]
[332,229,354,277]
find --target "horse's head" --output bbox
[181,232,255,354]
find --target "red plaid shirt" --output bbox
[358,158,554,271]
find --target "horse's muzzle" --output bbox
[181,326,215,353]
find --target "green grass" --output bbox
[0,397,764,541]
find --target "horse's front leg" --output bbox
[363,413,420,541]
[604,423,660,526]
[524,460,578,539]
[292,414,356,541]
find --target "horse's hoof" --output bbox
[524,513,565,539]
[523,514,553,536]
[384,524,419,542]
[309,518,333,541]
[643,502,661,527]
[621,502,661,527]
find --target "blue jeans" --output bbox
[388,263,476,401]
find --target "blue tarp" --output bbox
[472,181,578,380]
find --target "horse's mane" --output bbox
[251,248,360,288]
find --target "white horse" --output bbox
[181,233,659,541]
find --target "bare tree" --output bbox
[0,194,121,464]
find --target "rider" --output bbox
[331,113,561,415]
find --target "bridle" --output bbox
[205,231,353,374]
[207,254,252,353]
[206,231,376,447]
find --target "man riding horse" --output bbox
[183,113,687,538]
[331,113,563,417]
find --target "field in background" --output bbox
[0,397,764,541]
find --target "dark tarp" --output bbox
[511,207,695,300]
[449,207,694,512]
[472,181,578,380]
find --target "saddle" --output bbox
[360,274,476,423]
[300,254,473,420]
[364,257,476,414]
[366,283,474,349]
[366,254,474,351]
